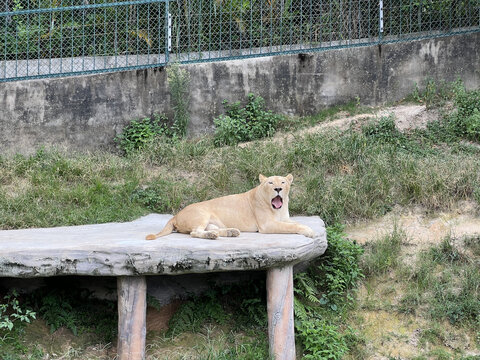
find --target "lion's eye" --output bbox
[268,181,273,184]
[281,181,285,184]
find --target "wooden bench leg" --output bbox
[117,276,147,360]
[266,266,295,360]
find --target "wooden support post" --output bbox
[117,276,147,360]
[266,266,295,360]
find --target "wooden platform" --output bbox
[0,214,327,360]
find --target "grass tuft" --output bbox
[361,225,405,276]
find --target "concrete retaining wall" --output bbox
[1,32,479,155]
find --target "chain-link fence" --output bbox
[1,0,479,82]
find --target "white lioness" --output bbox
[146,174,316,240]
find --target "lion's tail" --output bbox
[146,217,176,240]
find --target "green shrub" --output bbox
[296,318,348,360]
[0,291,36,332]
[455,89,480,119]
[294,225,364,359]
[28,282,117,342]
[312,225,364,307]
[362,115,408,147]
[447,88,480,140]
[465,109,480,141]
[167,290,228,337]
[213,94,280,146]
[115,114,169,155]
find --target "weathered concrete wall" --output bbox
[1,32,479,155]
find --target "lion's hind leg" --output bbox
[206,223,240,238]
[221,228,241,237]
[191,224,241,239]
[190,226,219,239]
[187,219,240,240]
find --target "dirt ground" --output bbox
[346,202,480,262]
[344,203,480,359]
[284,103,439,138]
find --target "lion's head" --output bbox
[258,174,293,210]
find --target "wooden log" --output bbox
[0,214,327,278]
[117,276,147,360]
[266,266,295,360]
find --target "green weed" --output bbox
[408,78,465,108]
[296,318,348,360]
[361,225,405,276]
[294,226,364,358]
[400,237,480,328]
[167,292,228,337]
[115,114,171,155]
[361,115,408,147]
[213,94,280,146]
[0,290,39,359]
[0,291,36,333]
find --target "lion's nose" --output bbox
[274,188,282,193]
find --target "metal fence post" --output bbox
[166,0,171,63]
[379,0,384,42]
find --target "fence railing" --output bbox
[1,0,479,82]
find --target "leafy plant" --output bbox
[115,65,190,155]
[115,114,170,155]
[455,88,480,120]
[362,115,408,148]
[28,282,117,342]
[0,291,38,360]
[167,290,229,337]
[214,94,280,146]
[294,225,364,358]
[311,225,364,307]
[465,109,480,141]
[296,318,348,360]
[420,84,480,143]
[0,291,36,333]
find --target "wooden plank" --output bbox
[266,266,295,360]
[117,276,147,360]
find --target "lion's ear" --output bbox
[286,174,293,183]
[259,174,266,183]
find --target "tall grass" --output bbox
[360,225,405,276]
[1,107,480,229]
[399,236,480,329]
[0,149,147,229]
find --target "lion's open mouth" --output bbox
[271,195,283,209]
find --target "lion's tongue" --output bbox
[272,196,283,209]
